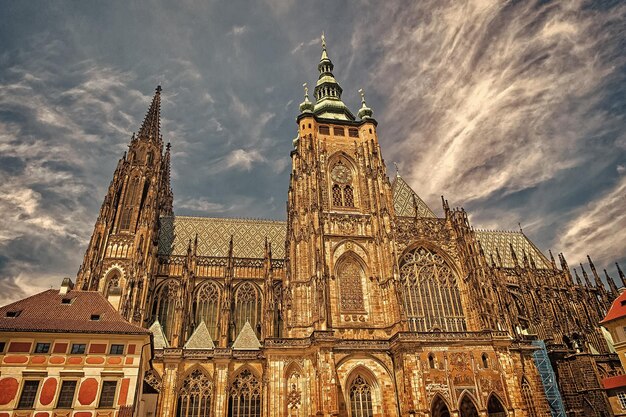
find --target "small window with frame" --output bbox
[98,380,118,408]
[56,380,78,409]
[34,342,50,354]
[109,344,124,355]
[70,343,86,354]
[333,127,345,136]
[318,125,330,135]
[348,128,359,138]
[17,380,40,409]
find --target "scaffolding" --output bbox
[532,340,567,417]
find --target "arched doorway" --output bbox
[487,394,507,417]
[459,394,479,417]
[431,395,450,417]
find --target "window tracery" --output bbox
[349,375,373,417]
[152,280,180,341]
[399,247,466,332]
[195,281,220,340]
[330,159,356,208]
[338,256,365,312]
[176,369,212,417]
[228,369,261,417]
[521,378,538,417]
[104,270,121,296]
[234,282,261,337]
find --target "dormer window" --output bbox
[5,310,21,318]
[61,298,74,305]
[90,314,101,321]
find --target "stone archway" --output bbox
[431,394,451,417]
[459,393,479,417]
[487,394,507,417]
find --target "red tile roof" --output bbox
[601,291,626,324]
[0,289,150,335]
[602,374,626,390]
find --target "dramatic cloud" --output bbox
[0,0,623,304]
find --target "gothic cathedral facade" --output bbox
[76,38,624,417]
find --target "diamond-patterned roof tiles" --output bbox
[391,174,436,218]
[475,230,551,269]
[159,216,286,259]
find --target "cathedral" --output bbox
[75,36,625,417]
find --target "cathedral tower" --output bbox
[76,86,173,325]
[285,35,403,338]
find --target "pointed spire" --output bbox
[605,269,619,296]
[138,85,162,142]
[509,243,519,267]
[587,255,605,291]
[580,263,592,287]
[549,250,557,270]
[573,268,583,286]
[312,33,355,121]
[357,88,374,120]
[617,263,626,288]
[160,142,174,216]
[299,83,314,114]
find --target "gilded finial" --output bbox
[321,31,326,49]
[359,88,366,106]
[303,83,309,98]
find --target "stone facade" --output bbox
[75,38,624,417]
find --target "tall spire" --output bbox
[357,88,374,120]
[160,142,174,216]
[138,85,162,142]
[311,33,355,121]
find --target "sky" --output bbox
[0,0,624,305]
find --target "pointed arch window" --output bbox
[234,282,261,337]
[152,280,179,341]
[349,375,373,417]
[177,369,213,417]
[195,281,220,341]
[104,270,121,296]
[330,159,356,209]
[228,369,261,417]
[337,256,365,312]
[399,247,466,332]
[459,395,479,417]
[521,378,538,417]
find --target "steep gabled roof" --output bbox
[232,321,261,350]
[475,230,551,269]
[158,216,286,259]
[185,321,215,349]
[601,291,626,324]
[391,174,436,218]
[0,290,149,335]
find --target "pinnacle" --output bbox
[138,85,162,142]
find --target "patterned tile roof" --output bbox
[475,230,551,269]
[391,174,436,218]
[159,216,286,259]
[185,321,215,349]
[232,321,261,350]
[0,289,150,335]
[149,320,169,349]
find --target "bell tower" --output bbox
[76,86,173,324]
[285,36,403,338]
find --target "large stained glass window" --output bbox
[400,247,466,332]
[228,369,261,417]
[349,375,373,417]
[177,369,212,417]
[195,281,220,340]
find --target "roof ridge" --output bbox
[0,288,57,310]
[162,215,287,224]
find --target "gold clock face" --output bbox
[331,164,352,184]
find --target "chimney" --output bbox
[60,277,74,295]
